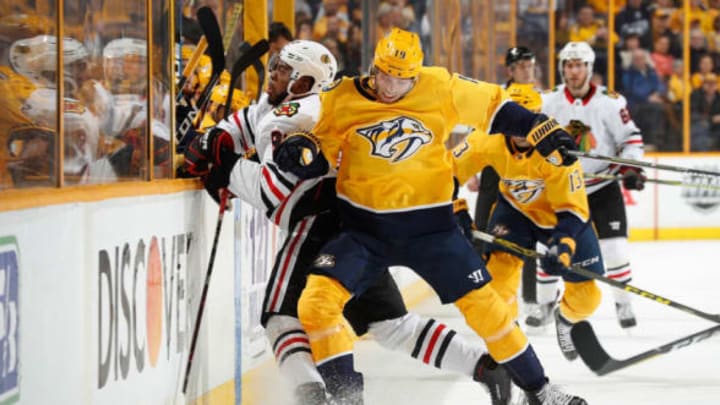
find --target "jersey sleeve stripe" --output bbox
[243,106,257,145]
[262,167,288,201]
[260,189,275,213]
[267,162,298,190]
[231,112,248,150]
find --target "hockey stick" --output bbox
[565,149,720,177]
[176,6,225,146]
[176,36,208,104]
[472,230,720,323]
[223,39,270,118]
[182,188,230,394]
[571,320,720,376]
[585,173,720,192]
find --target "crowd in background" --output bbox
[549,0,720,151]
[2,0,720,191]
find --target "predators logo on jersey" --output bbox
[356,116,432,162]
[503,179,545,204]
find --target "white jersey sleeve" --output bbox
[541,85,644,194]
[227,96,324,229]
[216,92,274,155]
[605,93,644,161]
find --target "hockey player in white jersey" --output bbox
[183,40,512,405]
[536,41,645,330]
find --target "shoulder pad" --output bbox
[602,89,620,99]
[322,77,342,92]
[272,101,301,117]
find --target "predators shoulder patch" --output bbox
[322,77,342,92]
[273,101,300,117]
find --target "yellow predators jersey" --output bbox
[453,132,589,229]
[314,66,507,212]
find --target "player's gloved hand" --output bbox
[619,166,646,191]
[202,165,235,210]
[540,233,576,276]
[453,198,477,242]
[273,131,329,179]
[183,127,239,176]
[526,115,578,166]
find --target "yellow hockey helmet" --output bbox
[373,28,423,79]
[506,83,542,113]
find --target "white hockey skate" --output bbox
[516,383,588,405]
[615,301,637,329]
[553,308,578,361]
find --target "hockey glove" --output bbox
[526,115,578,166]
[453,198,478,242]
[202,165,235,210]
[273,131,329,179]
[540,234,576,276]
[619,166,646,191]
[183,127,239,176]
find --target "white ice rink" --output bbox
[250,241,720,404]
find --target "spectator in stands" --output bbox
[652,7,682,58]
[296,17,314,40]
[690,28,710,72]
[707,15,720,54]
[651,35,675,80]
[615,0,653,49]
[622,48,666,150]
[690,73,720,151]
[667,59,685,105]
[691,54,717,89]
[313,0,350,42]
[344,23,362,76]
[569,5,616,48]
[377,2,399,40]
[618,33,644,71]
[269,21,293,57]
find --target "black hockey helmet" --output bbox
[505,46,535,67]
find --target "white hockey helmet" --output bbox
[103,38,147,92]
[9,35,89,91]
[22,88,100,176]
[558,41,595,85]
[276,40,337,98]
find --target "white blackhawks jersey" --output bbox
[541,84,644,194]
[220,93,327,230]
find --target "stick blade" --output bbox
[196,6,225,75]
[571,321,612,375]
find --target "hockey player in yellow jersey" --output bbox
[275,28,587,405]
[453,84,605,365]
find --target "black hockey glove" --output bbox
[526,115,578,166]
[273,131,329,179]
[202,165,235,209]
[183,127,239,176]
[540,233,576,276]
[619,166,646,191]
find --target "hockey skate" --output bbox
[474,354,512,405]
[615,302,637,329]
[553,308,578,361]
[516,383,587,405]
[295,382,330,405]
[525,301,558,328]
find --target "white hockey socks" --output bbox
[368,313,485,377]
[265,315,325,388]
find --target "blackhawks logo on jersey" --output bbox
[356,116,432,163]
[566,119,597,151]
[503,179,545,204]
[273,102,300,117]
